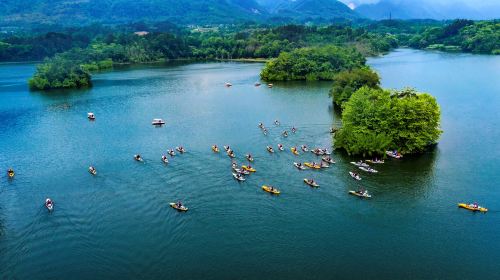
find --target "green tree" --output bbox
[334,87,442,156]
[330,67,380,108]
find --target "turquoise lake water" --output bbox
[0,49,499,279]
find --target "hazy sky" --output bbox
[339,0,500,9]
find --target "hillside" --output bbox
[0,0,267,26]
[0,0,359,27]
[259,0,359,21]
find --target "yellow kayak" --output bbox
[242,165,256,172]
[8,171,15,178]
[291,148,299,155]
[170,203,188,212]
[458,203,487,213]
[212,146,219,153]
[262,185,280,195]
[304,162,321,169]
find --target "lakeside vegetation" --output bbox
[23,24,399,90]
[334,87,442,156]
[260,46,365,81]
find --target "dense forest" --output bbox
[23,24,398,89]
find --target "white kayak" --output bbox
[386,151,402,159]
[349,190,372,198]
[322,157,335,164]
[294,162,306,170]
[349,172,362,181]
[351,161,369,167]
[45,198,53,211]
[232,173,246,181]
[162,156,169,164]
[359,166,378,173]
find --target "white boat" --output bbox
[88,166,97,175]
[232,173,246,181]
[225,82,233,87]
[386,151,402,159]
[267,83,273,88]
[45,198,53,211]
[304,179,319,187]
[359,166,378,173]
[294,162,306,170]
[134,155,143,161]
[351,161,370,167]
[233,168,250,175]
[162,156,169,164]
[349,171,362,181]
[277,144,284,151]
[87,112,95,120]
[167,150,175,157]
[152,118,165,125]
[349,190,372,198]
[301,145,308,152]
[322,157,335,164]
[311,149,324,156]
[365,159,384,164]
[176,147,186,153]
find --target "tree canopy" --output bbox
[260,46,366,81]
[334,87,442,156]
[330,67,381,108]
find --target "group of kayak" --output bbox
[258,121,297,137]
[350,161,378,173]
[130,146,187,166]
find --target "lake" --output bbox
[1,49,499,279]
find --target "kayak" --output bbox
[227,152,236,158]
[134,155,143,162]
[162,156,169,164]
[170,203,188,212]
[349,172,362,181]
[262,185,280,194]
[311,149,324,156]
[224,145,230,152]
[320,162,329,168]
[365,159,384,164]
[323,150,331,155]
[301,145,308,152]
[8,171,14,178]
[176,147,185,153]
[291,148,299,155]
[241,165,256,172]
[212,146,220,153]
[304,162,321,169]
[232,173,246,181]
[266,146,274,153]
[88,167,97,175]
[351,161,370,167]
[349,190,371,198]
[294,162,306,170]
[304,179,319,187]
[322,157,335,164]
[359,166,378,173]
[246,154,254,162]
[233,167,250,175]
[386,151,402,159]
[167,150,176,157]
[45,198,54,211]
[278,145,284,151]
[458,203,488,213]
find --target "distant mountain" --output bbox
[258,0,359,21]
[0,0,267,26]
[0,0,359,27]
[355,0,500,20]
